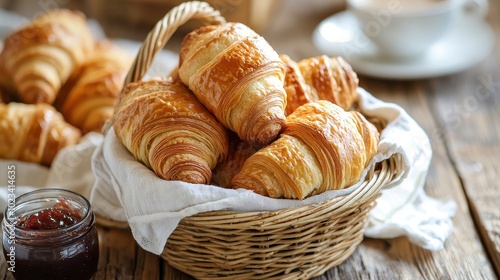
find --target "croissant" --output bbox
[112,79,229,184]
[230,100,379,199]
[178,22,287,146]
[0,102,81,165]
[0,9,94,104]
[57,40,132,133]
[280,54,358,115]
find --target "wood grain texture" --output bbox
[424,0,500,274]
[163,261,195,280]
[94,226,160,280]
[428,69,500,276]
[355,78,498,280]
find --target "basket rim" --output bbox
[97,153,404,229]
[177,154,402,225]
[161,155,402,280]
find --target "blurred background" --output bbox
[2,0,497,81]
[0,0,346,61]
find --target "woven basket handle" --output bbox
[123,1,226,85]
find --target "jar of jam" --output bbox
[2,189,99,280]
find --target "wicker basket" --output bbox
[122,1,406,279]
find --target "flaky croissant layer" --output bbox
[230,100,379,199]
[0,9,94,104]
[0,102,81,165]
[112,79,229,184]
[281,54,359,115]
[58,40,132,133]
[178,22,287,147]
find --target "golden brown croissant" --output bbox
[57,40,132,133]
[280,54,358,115]
[0,9,94,104]
[112,79,229,184]
[230,100,379,199]
[178,22,287,147]
[0,102,81,165]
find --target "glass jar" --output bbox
[2,189,99,280]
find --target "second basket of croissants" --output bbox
[0,3,380,201]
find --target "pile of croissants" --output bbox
[0,9,381,200]
[0,9,132,166]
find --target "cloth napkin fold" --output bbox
[88,88,456,255]
[358,90,457,251]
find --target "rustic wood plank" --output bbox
[162,260,194,280]
[94,226,160,280]
[134,242,161,279]
[435,3,500,274]
[419,2,500,275]
[427,64,500,276]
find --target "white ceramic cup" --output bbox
[346,0,488,60]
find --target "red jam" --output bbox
[2,189,99,280]
[17,201,82,230]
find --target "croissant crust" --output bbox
[0,102,81,165]
[230,100,379,199]
[178,22,287,146]
[57,40,132,133]
[112,79,229,184]
[281,54,358,115]
[0,9,94,104]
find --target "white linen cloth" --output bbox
[359,91,457,251]
[0,8,456,255]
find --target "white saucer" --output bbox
[313,11,495,80]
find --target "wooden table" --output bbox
[1,0,499,279]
